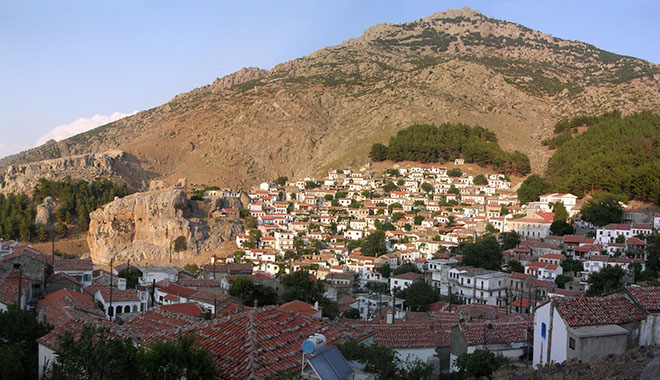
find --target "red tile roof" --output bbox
[177,278,220,288]
[555,295,646,327]
[156,282,198,298]
[48,272,82,286]
[37,288,104,327]
[279,300,319,316]
[123,307,198,345]
[626,286,660,313]
[189,306,373,379]
[54,257,93,271]
[0,271,31,306]
[371,322,450,349]
[461,315,533,346]
[90,284,141,302]
[392,272,422,281]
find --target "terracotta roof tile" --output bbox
[626,286,660,313]
[555,294,646,327]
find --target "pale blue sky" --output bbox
[1,0,658,157]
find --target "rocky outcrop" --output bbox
[87,187,244,265]
[1,150,154,194]
[35,196,56,227]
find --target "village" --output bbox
[2,160,660,379]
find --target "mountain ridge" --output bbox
[3,7,659,190]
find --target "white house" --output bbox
[53,257,93,287]
[94,287,145,320]
[534,294,645,366]
[389,272,423,293]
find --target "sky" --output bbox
[1,0,658,158]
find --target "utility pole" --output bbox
[14,264,22,309]
[109,258,114,320]
[213,255,216,280]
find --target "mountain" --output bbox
[3,7,660,190]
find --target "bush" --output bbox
[173,236,187,252]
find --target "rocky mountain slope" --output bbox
[1,149,155,194]
[3,7,660,189]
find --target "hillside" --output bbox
[3,7,660,189]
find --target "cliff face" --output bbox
[3,7,660,188]
[1,150,154,194]
[87,187,243,265]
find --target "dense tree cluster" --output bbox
[338,341,432,380]
[456,235,503,271]
[369,123,531,176]
[0,305,52,380]
[49,327,216,380]
[545,111,660,202]
[280,270,339,319]
[0,193,35,241]
[579,192,624,226]
[228,277,278,307]
[33,177,130,231]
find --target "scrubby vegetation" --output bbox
[369,123,531,176]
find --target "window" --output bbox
[541,323,547,339]
[569,337,576,350]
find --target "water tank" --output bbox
[302,333,327,354]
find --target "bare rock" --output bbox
[87,186,243,265]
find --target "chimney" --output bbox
[386,310,393,324]
[313,301,319,310]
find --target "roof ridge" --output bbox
[247,307,259,379]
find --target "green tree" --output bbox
[413,215,424,225]
[517,174,551,205]
[555,274,571,289]
[280,271,333,317]
[587,265,625,296]
[118,267,142,289]
[275,176,288,186]
[342,308,360,319]
[454,349,507,380]
[37,224,49,241]
[369,143,389,162]
[550,221,574,236]
[173,236,187,252]
[138,335,217,380]
[360,230,387,257]
[0,305,52,380]
[183,263,199,276]
[473,174,488,185]
[420,182,434,193]
[457,236,502,271]
[552,201,569,222]
[338,341,432,380]
[499,231,520,250]
[55,222,68,238]
[392,263,420,276]
[51,327,141,380]
[561,258,584,275]
[447,168,463,177]
[397,281,440,312]
[579,192,623,227]
[376,264,392,278]
[506,259,525,273]
[228,277,278,307]
[485,223,497,235]
[646,234,660,273]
